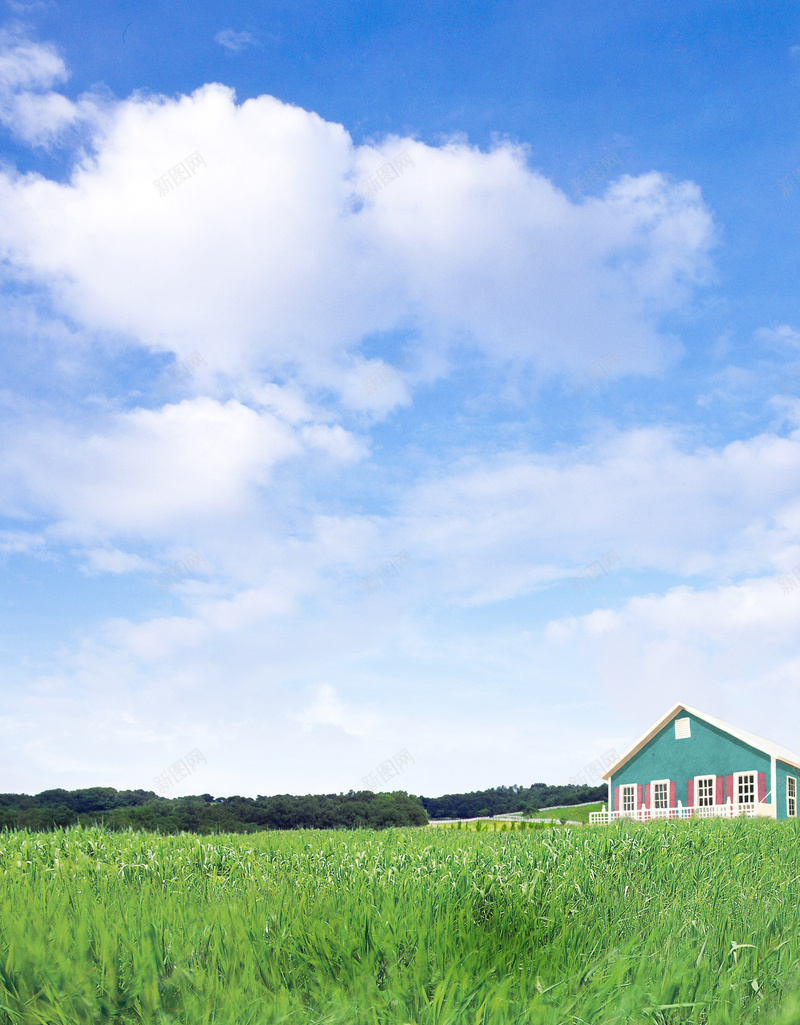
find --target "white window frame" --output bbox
[694,774,716,807]
[733,770,758,808]
[650,779,670,810]
[621,784,636,815]
[675,717,691,739]
[788,776,797,818]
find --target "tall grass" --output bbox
[1,820,800,1023]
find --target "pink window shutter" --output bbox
[687,779,694,807]
[644,783,650,809]
[715,776,723,805]
[758,772,766,803]
[725,775,734,803]
[636,784,643,810]
[669,781,676,808]
[614,786,620,813]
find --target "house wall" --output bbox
[776,760,799,820]
[609,712,772,815]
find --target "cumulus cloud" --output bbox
[0,75,714,403]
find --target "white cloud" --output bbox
[754,324,800,351]
[10,399,800,615]
[9,88,79,143]
[0,529,46,556]
[400,425,800,605]
[79,547,152,575]
[300,423,367,462]
[214,29,258,53]
[247,382,315,423]
[0,76,714,403]
[4,1,51,13]
[0,398,305,540]
[696,364,762,407]
[102,612,210,663]
[0,30,105,145]
[0,33,66,91]
[290,683,381,738]
[543,576,800,754]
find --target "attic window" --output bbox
[675,717,691,739]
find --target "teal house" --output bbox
[590,702,800,824]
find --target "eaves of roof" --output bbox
[600,702,800,780]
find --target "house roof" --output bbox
[601,702,800,779]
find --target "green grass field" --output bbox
[3,820,800,1023]
[430,818,562,831]
[522,801,605,824]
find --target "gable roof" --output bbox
[601,702,800,779]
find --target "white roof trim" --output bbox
[601,702,800,779]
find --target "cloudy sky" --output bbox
[1,0,800,800]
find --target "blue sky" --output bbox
[1,0,800,800]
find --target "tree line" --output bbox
[0,788,428,833]
[417,782,607,819]
[0,780,608,833]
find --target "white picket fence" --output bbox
[589,797,774,825]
